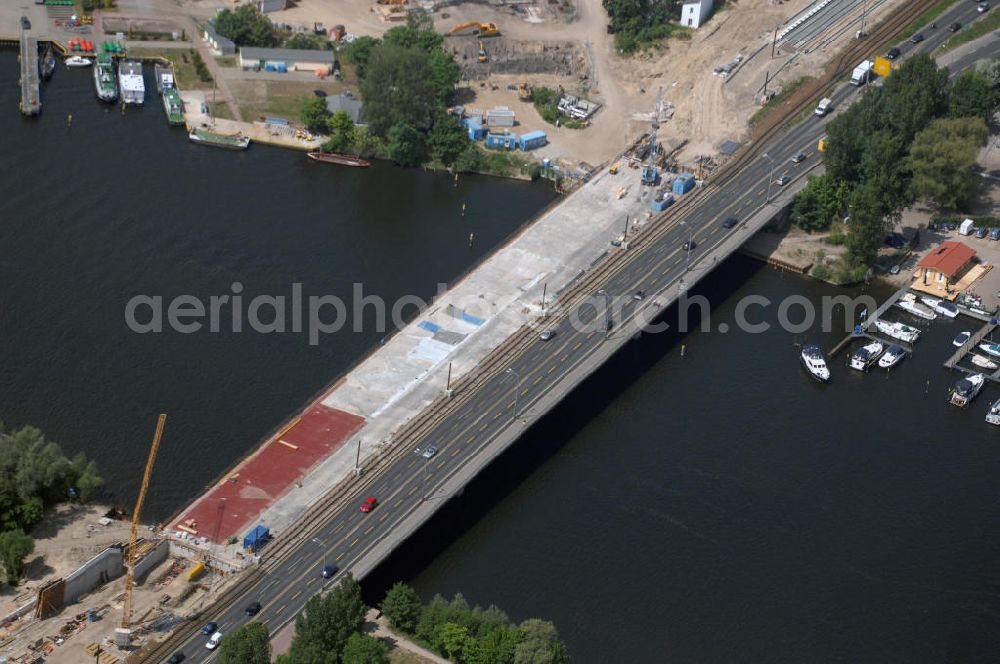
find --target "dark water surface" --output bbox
[4,54,1000,662]
[0,52,556,514]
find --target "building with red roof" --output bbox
[916,241,976,288]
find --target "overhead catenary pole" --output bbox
[541,282,548,317]
[506,367,522,420]
[771,26,779,58]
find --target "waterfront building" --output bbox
[239,47,336,73]
[203,25,236,56]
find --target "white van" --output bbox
[959,218,974,236]
[206,631,223,650]
[814,98,833,116]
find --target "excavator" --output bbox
[517,81,532,101]
[447,21,500,37]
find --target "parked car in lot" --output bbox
[886,47,901,60]
[975,226,988,239]
[990,227,1000,241]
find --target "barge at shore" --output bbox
[307,151,370,167]
[189,128,250,150]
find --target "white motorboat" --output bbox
[950,373,985,407]
[971,354,998,370]
[800,345,831,382]
[895,293,937,320]
[64,55,92,67]
[874,319,920,343]
[986,398,1000,425]
[979,342,1000,358]
[878,344,906,369]
[953,331,971,347]
[849,340,884,371]
[920,296,959,318]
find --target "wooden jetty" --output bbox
[19,32,41,116]
[828,284,912,358]
[943,319,1000,381]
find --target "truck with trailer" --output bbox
[850,60,873,86]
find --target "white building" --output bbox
[680,0,714,29]
[239,47,336,73]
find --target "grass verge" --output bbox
[750,76,815,126]
[127,48,215,91]
[935,10,1000,54]
[902,0,960,38]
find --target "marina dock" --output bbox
[829,284,912,358]
[944,319,1000,380]
[19,32,40,116]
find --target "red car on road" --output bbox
[360,496,378,513]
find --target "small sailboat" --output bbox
[874,319,920,343]
[896,293,937,320]
[878,344,906,369]
[950,373,985,407]
[971,354,998,370]
[979,342,1000,358]
[920,296,959,318]
[953,331,971,347]
[986,398,1000,425]
[800,345,831,383]
[849,340,884,372]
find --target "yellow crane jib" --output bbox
[447,21,500,37]
[119,414,167,642]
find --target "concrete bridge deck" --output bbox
[19,32,40,116]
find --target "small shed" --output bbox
[485,106,516,127]
[681,0,714,28]
[203,25,236,56]
[916,241,976,287]
[486,131,517,150]
[519,130,548,151]
[463,118,485,141]
[243,524,270,553]
[673,173,697,195]
[326,91,364,124]
[239,47,336,73]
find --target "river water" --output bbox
[4,54,1000,661]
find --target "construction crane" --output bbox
[446,21,500,37]
[116,413,167,647]
[478,40,488,63]
[641,87,664,186]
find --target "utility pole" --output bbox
[354,439,361,477]
[446,362,453,397]
[622,214,630,244]
[541,282,548,317]
[762,152,776,202]
[682,221,693,272]
[506,368,522,421]
[771,26,779,58]
[598,289,613,336]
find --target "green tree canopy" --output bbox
[300,97,332,134]
[845,181,895,267]
[360,44,436,137]
[908,116,989,209]
[789,175,849,232]
[323,110,357,153]
[387,121,425,166]
[285,33,328,51]
[975,56,1000,86]
[512,619,569,664]
[217,622,271,664]
[0,529,34,586]
[380,581,422,633]
[427,112,468,166]
[436,622,474,661]
[949,70,999,123]
[291,573,367,659]
[341,633,390,664]
[345,36,380,79]
[214,6,276,47]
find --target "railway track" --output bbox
[131,2,941,660]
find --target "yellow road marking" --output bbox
[408,485,418,496]
[560,353,569,362]
[393,498,403,508]
[291,590,302,601]
[437,459,447,469]
[479,422,489,432]
[350,538,359,548]
[587,331,596,339]
[276,604,286,614]
[573,341,583,350]
[336,552,345,561]
[451,447,460,457]
[548,366,556,374]
[493,411,501,420]
[379,512,389,522]
[364,526,374,536]
[533,375,543,385]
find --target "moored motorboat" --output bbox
[118,59,145,106]
[40,44,56,80]
[920,295,959,318]
[189,128,250,150]
[849,340,884,371]
[971,354,998,370]
[878,344,906,369]
[986,398,1000,425]
[92,53,117,102]
[800,344,830,382]
[950,373,985,407]
[874,319,920,343]
[307,151,371,167]
[953,331,971,347]
[162,87,184,125]
[979,342,1000,358]
[895,293,936,320]
[65,55,92,67]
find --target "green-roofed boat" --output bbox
[162,88,185,126]
[188,128,250,150]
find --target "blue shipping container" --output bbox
[243,524,270,552]
[486,132,517,149]
[519,130,547,151]
[672,173,696,195]
[463,118,485,141]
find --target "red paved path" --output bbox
[172,403,364,544]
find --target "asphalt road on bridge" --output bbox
[166,5,997,662]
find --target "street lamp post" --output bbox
[762,152,776,202]
[506,367,522,421]
[597,289,613,335]
[681,220,693,272]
